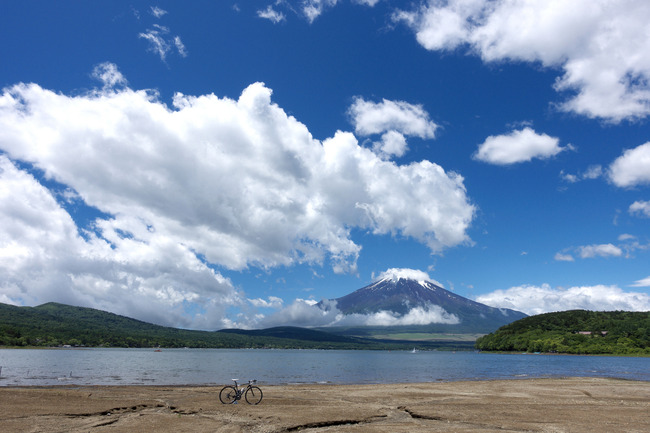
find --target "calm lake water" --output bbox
[0,348,647,387]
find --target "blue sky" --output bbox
[1,0,649,330]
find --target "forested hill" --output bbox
[475,310,650,355]
[0,302,368,349]
[0,302,470,350]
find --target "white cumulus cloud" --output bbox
[474,127,564,165]
[373,131,408,159]
[608,142,650,188]
[476,284,650,315]
[561,165,603,184]
[557,237,649,262]
[553,253,575,262]
[394,0,650,122]
[348,97,439,159]
[0,155,239,330]
[577,243,623,259]
[348,97,438,139]
[0,65,475,326]
[629,200,650,217]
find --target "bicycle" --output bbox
[219,379,263,405]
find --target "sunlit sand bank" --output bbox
[0,377,648,432]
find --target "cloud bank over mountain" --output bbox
[0,70,474,328]
[476,284,650,316]
[255,297,460,329]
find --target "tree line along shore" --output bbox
[1,302,648,355]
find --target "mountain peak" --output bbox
[375,268,443,288]
[327,268,528,331]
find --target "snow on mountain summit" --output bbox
[326,267,528,330]
[376,268,443,288]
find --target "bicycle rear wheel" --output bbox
[245,386,263,405]
[219,386,238,404]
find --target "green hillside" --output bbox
[0,302,235,348]
[0,302,468,350]
[475,310,650,355]
[0,302,368,349]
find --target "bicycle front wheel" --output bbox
[219,386,238,404]
[245,386,263,405]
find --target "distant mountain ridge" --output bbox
[320,270,527,333]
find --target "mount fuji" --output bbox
[319,269,527,333]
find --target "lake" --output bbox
[0,348,647,387]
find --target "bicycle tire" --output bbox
[245,386,263,405]
[219,386,238,404]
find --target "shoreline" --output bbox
[3,345,649,359]
[0,377,648,432]
[2,374,649,389]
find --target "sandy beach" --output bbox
[0,377,648,432]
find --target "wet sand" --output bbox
[0,377,648,432]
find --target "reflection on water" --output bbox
[0,348,647,386]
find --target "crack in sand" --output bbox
[90,417,120,427]
[281,415,388,432]
[398,406,534,432]
[398,405,444,421]
[278,405,542,432]
[60,401,205,430]
[64,403,165,417]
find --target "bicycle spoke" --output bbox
[219,386,238,404]
[245,386,263,405]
